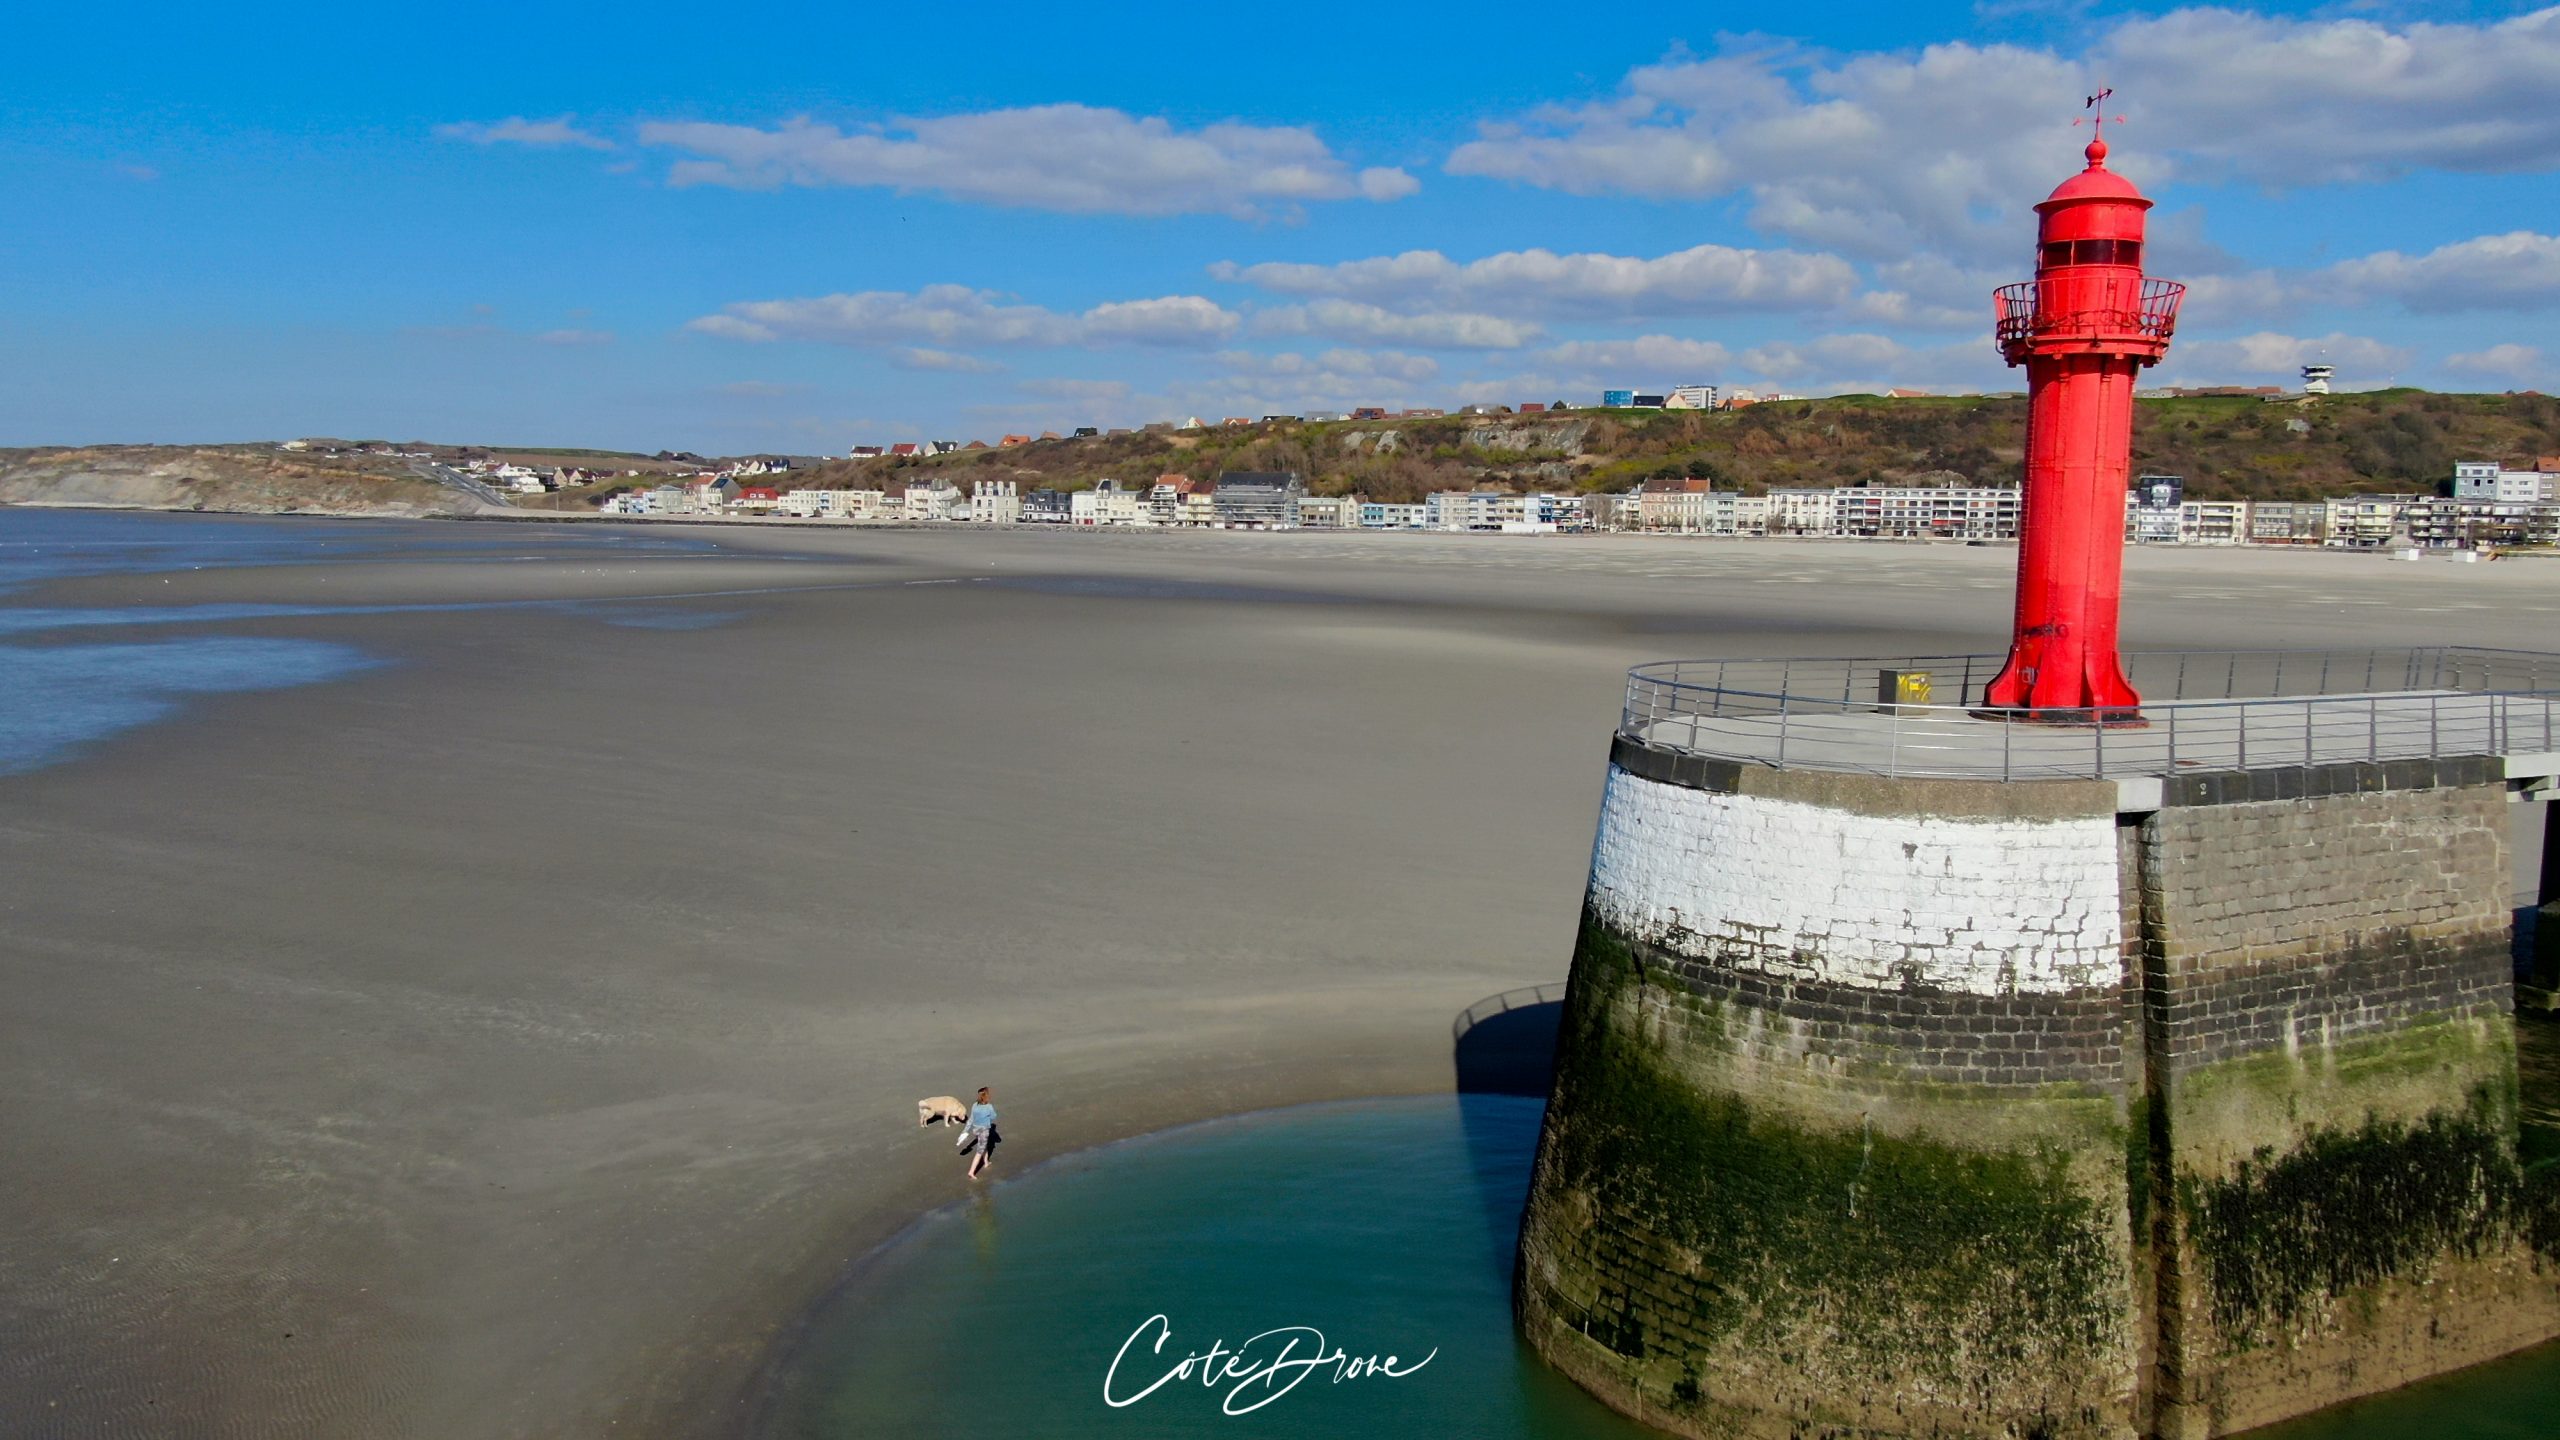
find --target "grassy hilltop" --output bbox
[9,390,2557,518]
[781,389,2560,506]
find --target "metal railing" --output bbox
[1619,648,2560,783]
[1995,276,2184,352]
[1451,983,1570,1042]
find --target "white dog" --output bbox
[917,1095,969,1128]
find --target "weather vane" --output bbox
[2074,87,2125,145]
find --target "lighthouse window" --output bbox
[2041,239,2142,268]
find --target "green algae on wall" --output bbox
[2183,1091,2526,1337]
[1524,918,2128,1425]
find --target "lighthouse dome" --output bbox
[2038,137,2148,210]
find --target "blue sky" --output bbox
[6,2,2557,453]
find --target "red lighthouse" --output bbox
[1983,132,2183,718]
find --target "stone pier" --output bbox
[1517,734,2560,1439]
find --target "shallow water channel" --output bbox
[754,1090,2559,1439]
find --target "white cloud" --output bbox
[2442,343,2548,386]
[1446,9,2560,261]
[2171,269,2302,324]
[2325,232,2560,312]
[2168,331,2413,383]
[1725,333,2006,395]
[437,116,615,150]
[1845,255,2012,330]
[639,106,1416,218]
[1079,295,1242,345]
[689,284,1240,349]
[1213,242,1857,318]
[1744,333,1924,381]
[891,348,1004,374]
[1169,349,1443,413]
[1254,300,1540,349]
[1540,336,1732,374]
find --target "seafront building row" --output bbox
[593,463,2560,549]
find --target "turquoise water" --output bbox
[758,1094,2560,1440]
[756,1096,1658,1439]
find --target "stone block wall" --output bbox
[1521,745,2560,1440]
[1517,759,2141,1439]
[2134,786,2560,1438]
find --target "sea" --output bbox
[753,1092,2560,1440]
[0,507,707,774]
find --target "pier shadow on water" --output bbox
[1452,984,1566,1099]
[1452,985,1566,1269]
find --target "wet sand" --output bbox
[2,516,2554,1438]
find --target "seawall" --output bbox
[1516,739,2560,1438]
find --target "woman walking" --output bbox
[962,1086,1000,1181]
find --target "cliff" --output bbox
[0,446,480,517]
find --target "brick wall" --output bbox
[1524,744,2559,1440]
[1589,763,2125,996]
[1519,761,2139,1439]
[2132,786,2557,1438]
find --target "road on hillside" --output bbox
[406,459,513,509]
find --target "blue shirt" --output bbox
[968,1102,997,1131]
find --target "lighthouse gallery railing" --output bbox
[1619,647,2560,783]
[1995,276,2185,350]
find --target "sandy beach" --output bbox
[2,514,2553,1438]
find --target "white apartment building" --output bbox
[902,482,963,522]
[1664,384,1719,410]
[1070,481,1147,526]
[2452,462,2557,504]
[1425,490,1572,531]
[971,480,1020,524]
[1586,491,1641,532]
[1297,494,1361,528]
[2249,501,2327,545]
[1663,493,1769,534]
[1426,490,1509,530]
[1638,480,1769,535]
[2178,500,2250,544]
[2323,494,2421,547]
[1359,502,1427,529]
[1834,483,2021,540]
[1766,488,1838,536]
[774,488,892,520]
[2405,496,2560,548]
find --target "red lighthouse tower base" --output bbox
[1982,136,2181,722]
